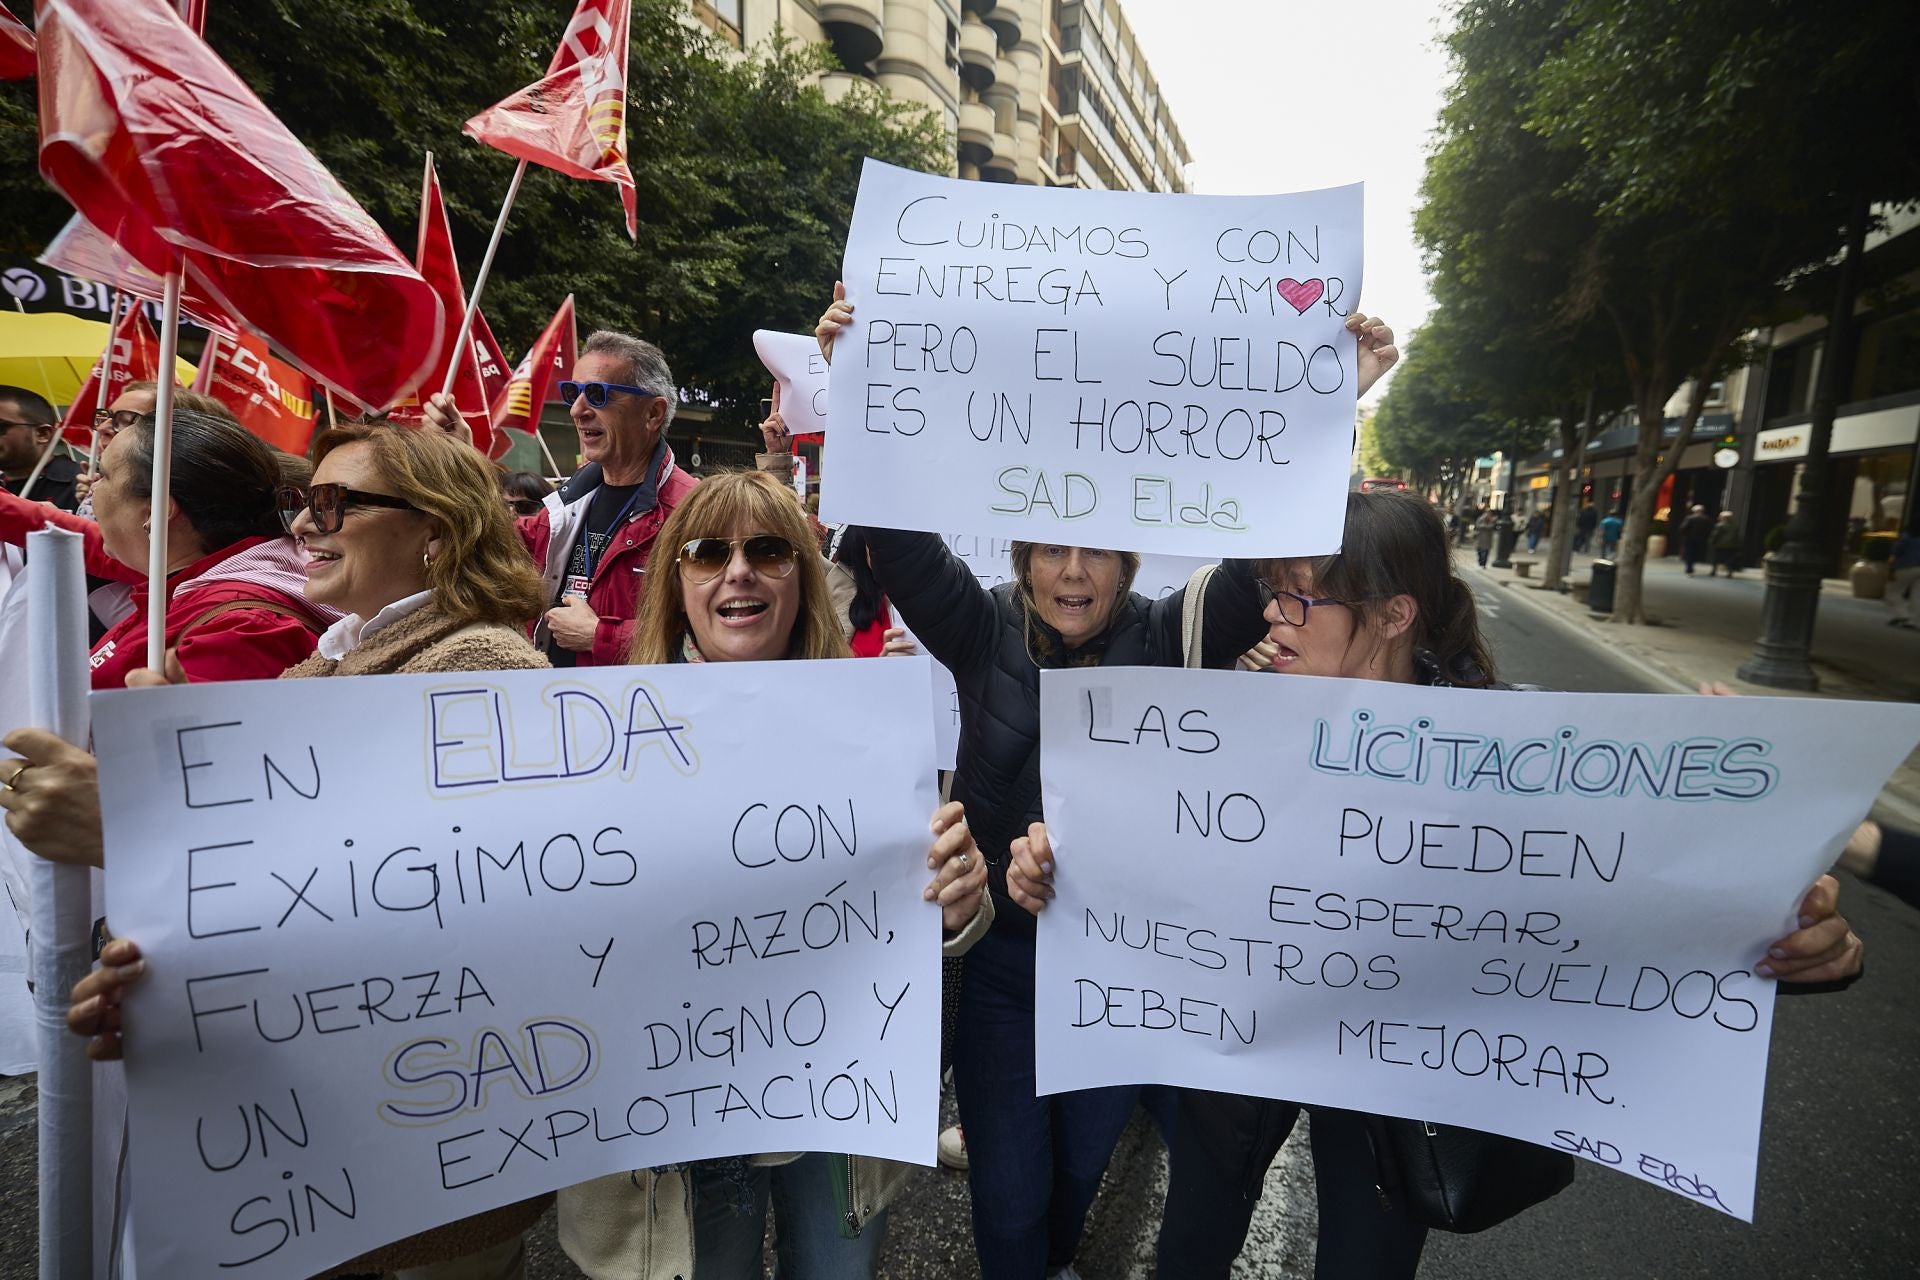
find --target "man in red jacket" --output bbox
[431,330,698,666]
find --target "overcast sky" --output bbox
[1119,0,1454,355]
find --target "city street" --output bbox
[5,583,1909,1280]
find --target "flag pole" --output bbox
[192,330,219,393]
[439,158,527,398]
[86,292,126,479]
[323,386,339,430]
[534,423,563,479]
[146,268,184,673]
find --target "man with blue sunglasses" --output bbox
[428,329,698,665]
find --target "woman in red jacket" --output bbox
[0,406,332,687]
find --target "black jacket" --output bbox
[6,453,82,513]
[867,528,1267,938]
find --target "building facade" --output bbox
[692,0,1190,192]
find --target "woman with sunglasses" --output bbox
[0,405,331,690]
[813,284,1398,1278]
[1006,489,1864,1280]
[501,469,553,519]
[56,423,556,1280]
[553,470,990,1280]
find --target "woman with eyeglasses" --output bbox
[1005,489,1865,1280]
[552,470,990,1280]
[52,423,555,1280]
[812,284,1399,1278]
[0,405,331,690]
[500,469,553,518]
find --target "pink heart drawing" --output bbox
[1276,278,1325,315]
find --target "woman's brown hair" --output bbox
[309,423,546,628]
[1007,542,1141,647]
[1260,489,1497,687]
[628,470,851,664]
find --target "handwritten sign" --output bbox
[754,330,831,435]
[94,659,942,1278]
[1035,667,1920,1221]
[823,159,1363,556]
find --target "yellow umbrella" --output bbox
[0,309,197,409]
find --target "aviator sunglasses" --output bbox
[677,534,799,585]
[277,483,421,535]
[558,380,655,408]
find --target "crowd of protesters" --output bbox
[0,286,1870,1280]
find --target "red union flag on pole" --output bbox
[388,154,502,455]
[34,0,445,409]
[490,293,576,456]
[54,301,166,446]
[463,0,637,238]
[202,331,318,456]
[0,3,34,80]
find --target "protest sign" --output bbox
[901,536,1211,770]
[754,330,832,435]
[1035,667,1920,1220]
[823,159,1363,556]
[94,659,943,1278]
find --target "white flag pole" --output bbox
[438,158,527,398]
[86,292,126,479]
[28,525,94,1280]
[146,268,184,673]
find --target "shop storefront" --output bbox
[1746,394,1918,574]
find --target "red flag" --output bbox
[40,214,239,334]
[0,3,33,80]
[35,0,445,410]
[471,308,512,406]
[388,155,498,454]
[463,0,636,238]
[202,331,318,456]
[55,302,166,446]
[489,294,576,462]
[176,0,206,34]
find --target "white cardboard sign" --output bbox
[753,329,832,435]
[94,659,942,1278]
[823,159,1363,556]
[1035,667,1920,1221]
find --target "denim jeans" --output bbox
[690,1153,888,1279]
[1157,1093,1427,1280]
[954,925,1140,1278]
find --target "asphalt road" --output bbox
[3,588,1911,1278]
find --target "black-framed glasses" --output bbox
[277,483,421,535]
[0,417,46,433]
[1255,579,1373,627]
[91,408,144,436]
[506,497,544,517]
[558,380,655,408]
[677,534,799,585]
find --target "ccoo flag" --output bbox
[35,0,446,410]
[488,294,576,460]
[463,0,636,238]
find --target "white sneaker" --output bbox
[1047,1267,1084,1280]
[937,1124,968,1170]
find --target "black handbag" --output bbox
[1361,1114,1575,1233]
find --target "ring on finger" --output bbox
[956,852,971,872]
[1,762,26,791]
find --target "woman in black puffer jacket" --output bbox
[869,527,1267,1278]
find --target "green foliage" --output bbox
[1369,316,1513,488]
[0,0,949,429]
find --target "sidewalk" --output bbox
[1464,541,1920,827]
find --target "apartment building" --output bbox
[692,0,1190,193]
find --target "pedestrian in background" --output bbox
[1710,510,1742,577]
[1525,508,1545,553]
[1888,530,1920,630]
[1680,504,1713,574]
[1599,509,1624,559]
[1474,507,1498,567]
[1575,500,1598,552]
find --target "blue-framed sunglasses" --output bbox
[558,380,656,408]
